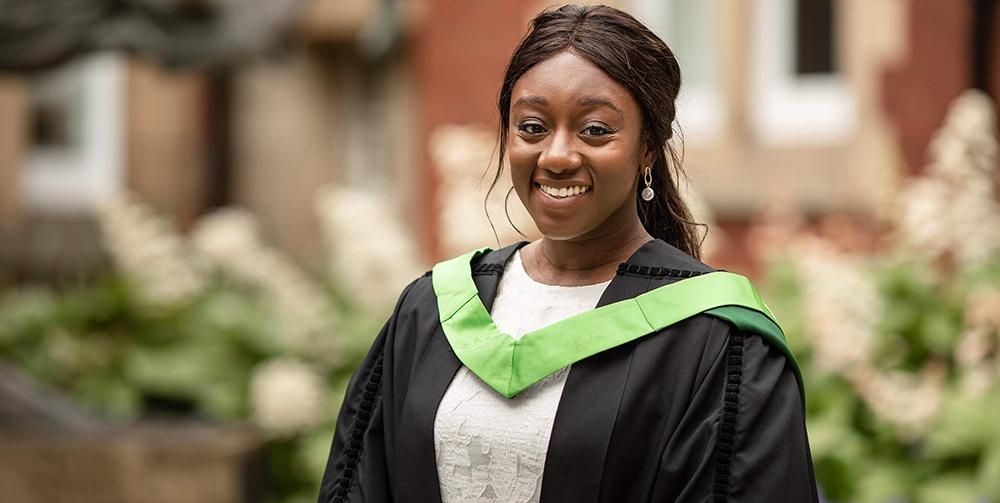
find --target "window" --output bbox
[632,0,724,142]
[795,0,837,75]
[22,53,126,213]
[751,0,855,145]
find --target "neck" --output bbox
[523,222,653,286]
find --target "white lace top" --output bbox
[433,250,611,503]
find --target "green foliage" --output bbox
[874,258,964,368]
[0,274,383,502]
[924,391,999,460]
[763,252,1000,503]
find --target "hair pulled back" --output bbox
[493,4,702,258]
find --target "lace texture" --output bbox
[434,251,610,503]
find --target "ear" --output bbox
[640,140,656,170]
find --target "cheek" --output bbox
[507,144,536,186]
[595,149,641,190]
[599,170,639,211]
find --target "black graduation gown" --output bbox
[318,240,819,503]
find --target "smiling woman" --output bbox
[319,5,818,503]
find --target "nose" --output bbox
[538,129,582,174]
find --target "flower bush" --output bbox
[759,90,1000,502]
[0,187,421,503]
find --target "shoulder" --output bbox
[630,240,804,394]
[391,271,434,318]
[638,313,805,418]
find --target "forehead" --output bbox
[511,51,638,114]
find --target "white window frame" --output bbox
[22,53,126,214]
[631,0,725,143]
[751,0,856,145]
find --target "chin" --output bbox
[533,221,590,242]
[539,232,580,241]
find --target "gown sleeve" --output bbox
[317,280,420,503]
[655,328,819,502]
[718,330,818,502]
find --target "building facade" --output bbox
[0,0,995,279]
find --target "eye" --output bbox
[516,121,546,135]
[581,123,614,137]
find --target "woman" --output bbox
[319,5,817,502]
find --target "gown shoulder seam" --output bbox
[615,263,709,279]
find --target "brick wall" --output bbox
[882,0,1000,174]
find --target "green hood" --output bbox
[432,248,803,400]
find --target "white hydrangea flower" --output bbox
[191,208,338,362]
[188,207,259,260]
[955,326,993,367]
[959,364,995,396]
[250,358,327,436]
[791,238,881,375]
[965,287,1000,329]
[432,124,498,183]
[896,178,953,260]
[314,186,426,310]
[955,288,1000,394]
[927,90,997,181]
[851,362,945,438]
[896,89,1000,266]
[947,179,1000,265]
[96,193,205,307]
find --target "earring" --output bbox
[641,166,655,201]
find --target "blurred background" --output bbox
[0,0,998,501]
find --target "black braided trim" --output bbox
[472,263,504,276]
[327,354,384,503]
[615,263,708,279]
[712,332,744,502]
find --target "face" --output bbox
[507,51,652,241]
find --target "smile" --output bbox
[537,183,591,198]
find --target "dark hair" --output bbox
[489,4,703,259]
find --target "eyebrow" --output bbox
[512,96,547,108]
[577,96,624,118]
[511,95,624,119]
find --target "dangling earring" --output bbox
[641,166,655,201]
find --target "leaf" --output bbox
[978,438,1000,499]
[914,473,980,503]
[74,372,141,419]
[0,288,60,346]
[808,411,867,499]
[925,389,999,460]
[122,338,254,419]
[296,427,336,488]
[918,309,962,355]
[854,463,911,503]
[760,259,810,355]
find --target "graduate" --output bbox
[319,5,818,502]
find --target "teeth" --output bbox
[539,184,590,198]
